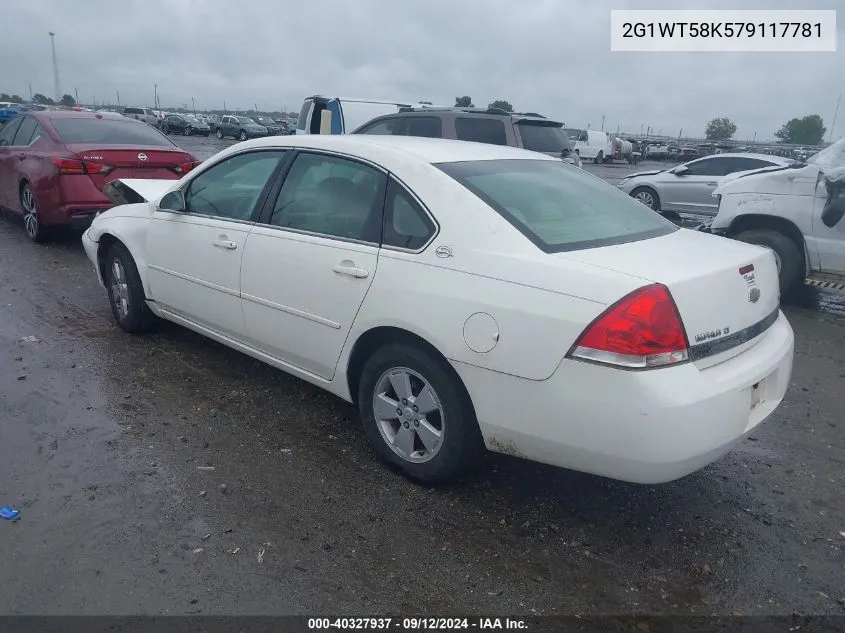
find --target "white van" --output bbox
[563,129,612,163]
[297,96,422,135]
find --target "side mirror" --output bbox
[821,192,845,228]
[672,165,689,176]
[159,189,186,212]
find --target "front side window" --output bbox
[184,150,286,221]
[0,117,23,146]
[437,159,677,253]
[455,117,507,146]
[355,117,402,135]
[269,152,386,242]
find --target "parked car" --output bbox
[354,106,581,167]
[254,116,287,135]
[122,106,159,127]
[215,115,268,141]
[161,114,211,136]
[0,111,199,242]
[80,134,792,485]
[296,96,416,135]
[0,104,22,125]
[618,153,793,217]
[709,138,845,293]
[205,114,221,132]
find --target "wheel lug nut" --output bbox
[412,405,418,412]
[414,420,419,427]
[403,422,409,428]
[401,398,408,405]
[396,408,402,415]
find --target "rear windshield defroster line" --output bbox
[436,159,677,253]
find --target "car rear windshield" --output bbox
[52,118,176,146]
[517,122,569,153]
[437,159,677,253]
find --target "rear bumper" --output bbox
[454,311,794,484]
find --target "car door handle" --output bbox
[212,239,237,250]
[333,264,369,278]
[18,153,25,160]
[706,182,718,186]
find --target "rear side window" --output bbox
[402,117,442,138]
[52,118,176,146]
[12,117,38,146]
[0,117,22,145]
[382,179,436,250]
[124,108,141,115]
[437,159,677,253]
[729,157,775,172]
[455,117,507,146]
[517,123,568,153]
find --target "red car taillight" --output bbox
[52,158,113,175]
[568,284,690,369]
[173,160,201,175]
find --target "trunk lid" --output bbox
[65,144,193,189]
[558,229,780,368]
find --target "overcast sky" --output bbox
[4,0,842,140]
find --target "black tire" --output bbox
[733,229,803,296]
[239,130,248,141]
[357,342,485,484]
[183,126,191,136]
[104,242,157,333]
[162,125,169,135]
[594,151,603,164]
[216,129,224,140]
[630,186,661,212]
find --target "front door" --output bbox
[145,149,287,339]
[240,150,387,380]
[813,171,845,274]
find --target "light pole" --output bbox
[154,84,159,111]
[191,97,195,115]
[49,32,61,103]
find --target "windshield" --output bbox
[237,116,256,125]
[807,138,845,169]
[185,115,200,122]
[437,159,677,253]
[517,123,570,153]
[561,128,582,142]
[52,118,176,146]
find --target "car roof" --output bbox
[224,134,558,165]
[701,152,793,163]
[30,110,138,121]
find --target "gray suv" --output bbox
[353,107,581,167]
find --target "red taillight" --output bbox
[568,283,689,369]
[52,158,112,175]
[174,160,201,175]
[53,158,85,175]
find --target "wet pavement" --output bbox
[0,138,844,616]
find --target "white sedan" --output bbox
[82,135,794,484]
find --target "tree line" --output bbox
[704,114,827,145]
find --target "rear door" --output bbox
[240,150,386,379]
[0,117,23,208]
[661,156,733,214]
[146,149,288,339]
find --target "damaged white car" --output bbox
[710,138,845,294]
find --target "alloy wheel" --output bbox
[372,367,445,464]
[21,185,40,240]
[634,190,655,208]
[109,259,130,320]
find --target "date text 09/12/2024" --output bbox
[307,618,528,630]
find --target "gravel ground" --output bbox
[0,135,843,617]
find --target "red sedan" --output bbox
[0,110,200,242]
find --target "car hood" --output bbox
[102,178,178,205]
[714,163,821,197]
[718,164,795,185]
